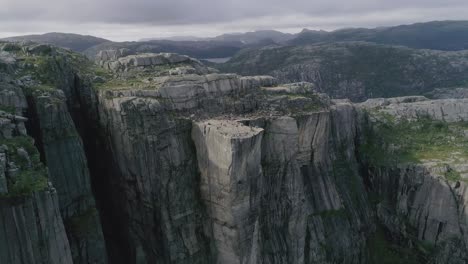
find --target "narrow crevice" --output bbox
[23,94,46,164]
[64,75,136,264]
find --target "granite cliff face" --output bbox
[0,105,72,264]
[358,97,468,263]
[0,42,107,264]
[89,72,372,263]
[1,42,468,264]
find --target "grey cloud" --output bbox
[2,0,467,25]
[0,0,467,40]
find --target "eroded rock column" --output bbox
[192,120,263,264]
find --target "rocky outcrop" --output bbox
[4,41,468,264]
[90,66,373,263]
[217,42,468,101]
[368,165,468,263]
[361,97,468,122]
[192,120,264,263]
[94,93,210,263]
[427,87,468,99]
[96,49,133,62]
[97,52,210,74]
[240,76,278,89]
[0,74,28,115]
[0,42,107,264]
[359,96,468,263]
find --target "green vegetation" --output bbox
[94,77,151,90]
[360,111,468,183]
[23,84,56,96]
[9,43,101,90]
[93,63,191,91]
[0,136,48,197]
[368,225,430,264]
[8,170,48,198]
[444,168,462,182]
[361,112,468,166]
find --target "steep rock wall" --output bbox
[87,69,374,263]
[29,89,107,263]
[0,190,73,264]
[0,108,73,264]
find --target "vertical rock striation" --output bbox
[0,109,73,264]
[29,89,107,263]
[4,44,468,264]
[192,120,264,263]
[0,190,73,264]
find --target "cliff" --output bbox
[0,42,107,263]
[1,41,468,263]
[0,110,73,264]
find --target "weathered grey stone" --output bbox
[370,164,468,263]
[162,52,192,63]
[428,87,468,99]
[7,44,468,263]
[240,75,277,90]
[192,120,264,264]
[0,188,73,264]
[0,150,7,194]
[25,44,54,55]
[31,89,108,264]
[0,80,28,115]
[169,66,197,75]
[360,97,468,122]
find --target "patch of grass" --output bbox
[8,170,48,197]
[361,111,468,168]
[0,136,40,166]
[22,84,56,97]
[444,168,462,182]
[0,136,49,197]
[94,77,149,90]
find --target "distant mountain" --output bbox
[139,36,207,42]
[7,20,468,61]
[140,30,294,45]
[290,21,468,51]
[216,42,468,101]
[83,39,246,59]
[212,30,295,44]
[2,32,110,52]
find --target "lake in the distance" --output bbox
[202,57,231,63]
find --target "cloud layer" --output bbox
[1,0,468,40]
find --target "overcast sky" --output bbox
[1,0,468,41]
